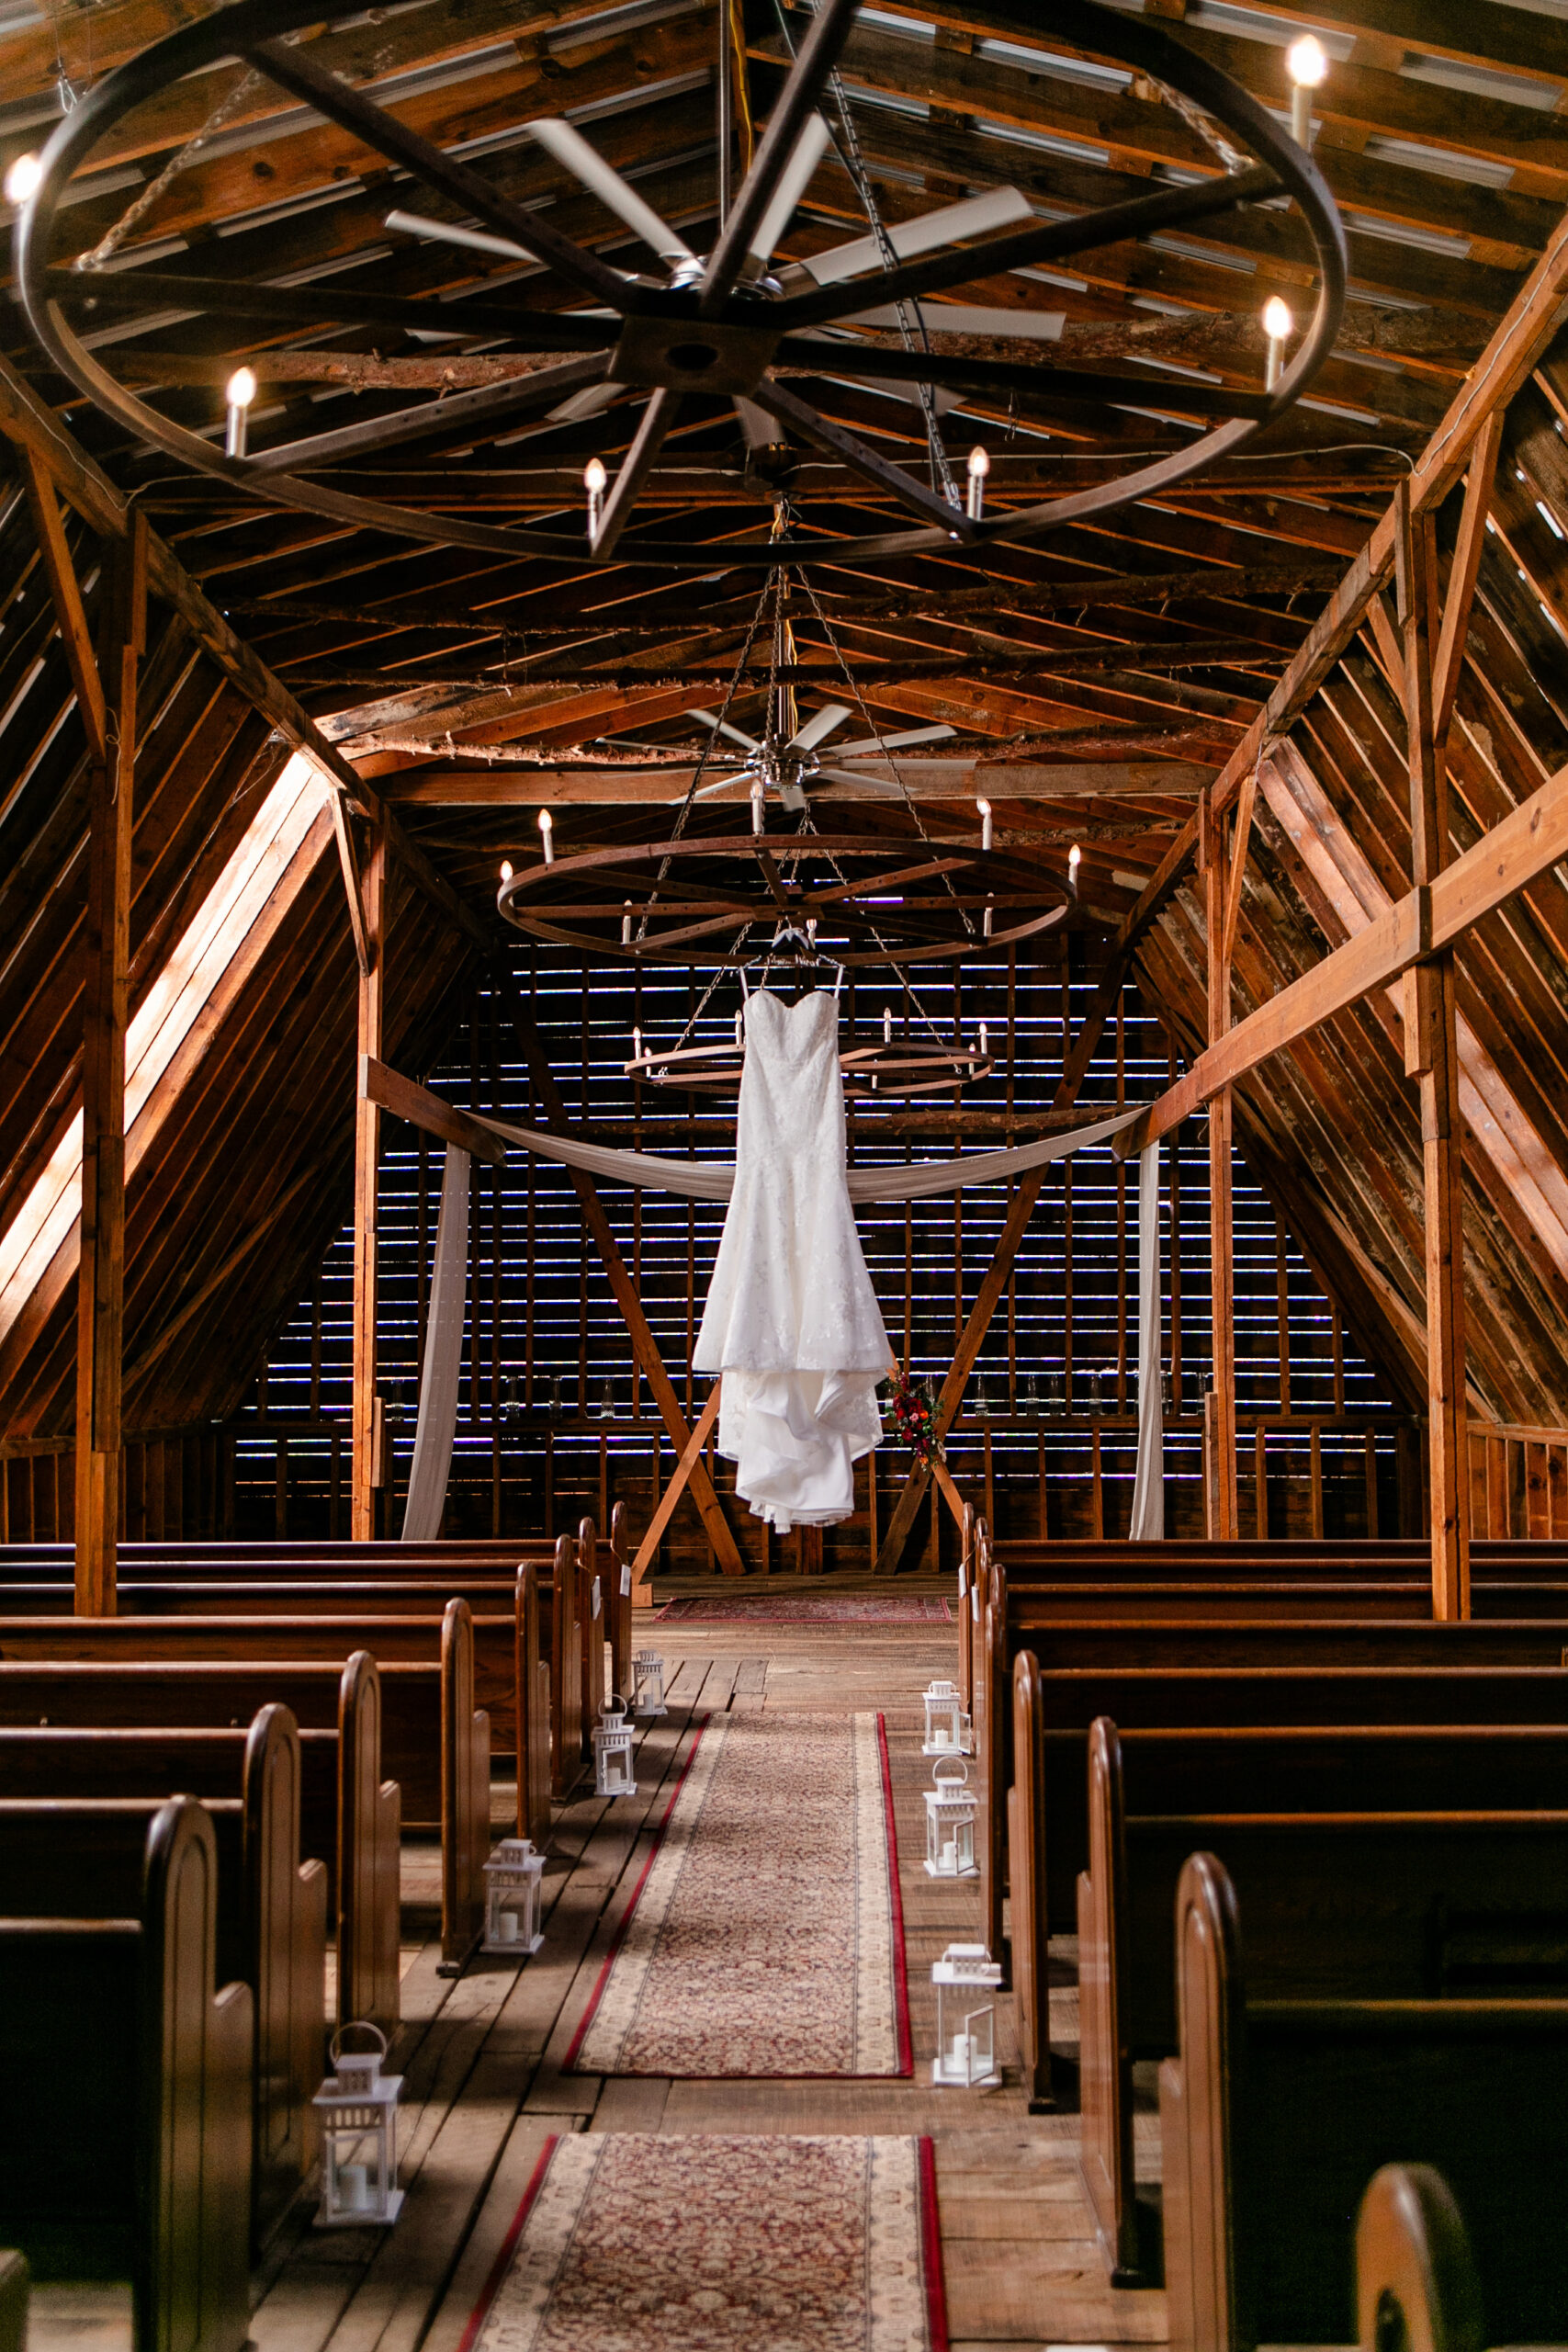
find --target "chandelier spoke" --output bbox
[245,35,631,312]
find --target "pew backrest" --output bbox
[441,1599,491,1967]
[1160,1851,1568,2352]
[339,1651,400,2035]
[0,1798,252,2352]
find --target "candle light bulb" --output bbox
[1287,33,1328,145]
[965,442,990,521]
[984,899,994,939]
[750,781,764,835]
[1262,295,1293,390]
[583,455,607,539]
[633,1025,642,1058]
[735,1009,743,1047]
[979,1022,988,1057]
[4,153,41,206]
[884,1005,893,1044]
[499,860,512,882]
[622,899,633,944]
[1067,842,1081,897]
[537,808,555,865]
[976,796,992,854]
[224,365,257,458]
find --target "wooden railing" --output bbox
[11,1408,1568,1556]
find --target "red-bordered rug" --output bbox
[657,1595,952,1623]
[565,1711,911,2078]
[457,2132,948,2352]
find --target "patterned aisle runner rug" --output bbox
[566,1711,911,2077]
[457,2132,947,2352]
[658,1595,951,1624]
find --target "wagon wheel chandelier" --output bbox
[15,0,1347,576]
[498,539,1070,967]
[623,1028,998,1098]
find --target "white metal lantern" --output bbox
[631,1648,667,1718]
[482,1837,545,1955]
[593,1697,637,1797]
[313,2022,403,2225]
[931,1944,1003,2089]
[923,1758,978,1880]
[922,1678,972,1757]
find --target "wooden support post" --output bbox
[351,827,386,1540]
[627,1378,723,1589]
[873,949,1134,1573]
[1201,786,1238,1539]
[1396,481,1472,1619]
[73,513,144,1617]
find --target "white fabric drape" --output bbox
[401,1143,470,1542]
[469,1101,1142,1202]
[1128,1141,1165,1540]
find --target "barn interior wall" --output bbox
[234,941,1404,1566]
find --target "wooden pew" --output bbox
[993,1577,1568,1620]
[0,1724,326,2252]
[997,1535,1568,1583]
[1353,2165,1489,2352]
[0,1797,252,2352]
[997,1650,1568,1973]
[0,1659,400,2035]
[1076,1713,1568,2286]
[1160,1850,1568,2352]
[538,1532,584,1800]
[0,1640,479,1973]
[0,1560,556,1855]
[976,1538,1568,1961]
[0,1599,518,1749]
[0,2252,24,2352]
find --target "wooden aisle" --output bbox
[31,1620,1167,2352]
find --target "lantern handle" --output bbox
[332,2018,389,2066]
[933,1756,969,1787]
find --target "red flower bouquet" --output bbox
[886,1373,943,1465]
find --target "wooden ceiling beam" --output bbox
[0,351,491,952]
[17,450,107,770]
[376,761,1216,803]
[1113,194,1568,968]
[754,23,1561,259]
[845,111,1526,325]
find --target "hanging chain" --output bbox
[771,0,960,510]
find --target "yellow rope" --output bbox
[728,0,754,175]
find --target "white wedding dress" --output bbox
[694,989,891,1532]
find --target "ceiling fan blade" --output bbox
[744,114,832,274]
[694,708,764,753]
[526,119,697,273]
[831,724,957,756]
[845,300,1066,341]
[386,207,528,261]
[733,396,788,451]
[547,379,624,421]
[798,186,1032,288]
[788,701,853,752]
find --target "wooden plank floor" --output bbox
[31,1615,1168,2352]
